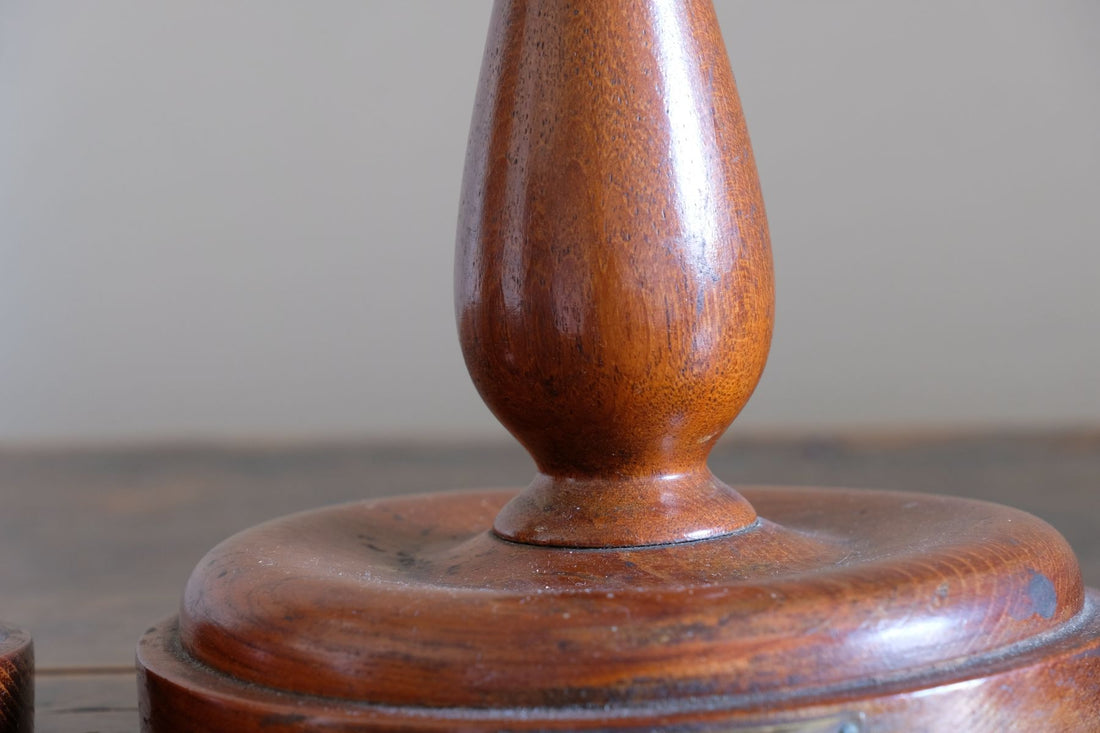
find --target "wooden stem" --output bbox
[456,0,773,547]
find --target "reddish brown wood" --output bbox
[141,596,1100,731]
[139,487,1100,725]
[137,0,1100,729]
[0,436,1091,732]
[456,0,771,549]
[0,623,33,733]
[138,480,1100,729]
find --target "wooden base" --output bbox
[137,487,1100,731]
[0,623,33,733]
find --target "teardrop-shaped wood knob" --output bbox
[456,0,773,548]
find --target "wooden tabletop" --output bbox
[2,431,1097,732]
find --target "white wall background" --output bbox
[1,1,1097,443]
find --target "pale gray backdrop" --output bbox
[1,1,1097,443]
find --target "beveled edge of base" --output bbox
[138,590,1100,732]
[176,486,1090,708]
[0,621,34,733]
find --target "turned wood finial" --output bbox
[456,0,774,548]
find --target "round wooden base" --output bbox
[139,609,1100,732]
[138,488,1100,731]
[0,623,33,733]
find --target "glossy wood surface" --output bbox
[162,486,1092,715]
[0,433,1096,731]
[456,0,772,548]
[0,624,32,733]
[141,604,1100,731]
[0,433,1094,674]
[133,0,1100,728]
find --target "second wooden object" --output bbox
[0,623,32,733]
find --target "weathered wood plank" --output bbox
[35,671,137,733]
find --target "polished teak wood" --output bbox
[137,0,1100,730]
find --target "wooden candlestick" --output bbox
[0,622,33,732]
[137,1,1100,730]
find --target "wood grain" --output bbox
[456,0,771,548]
[36,671,136,733]
[164,486,1088,709]
[0,433,1096,730]
[140,602,1100,731]
[15,0,1100,727]
[1,433,1097,675]
[0,624,32,733]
